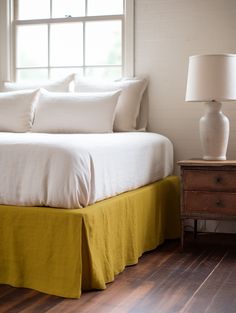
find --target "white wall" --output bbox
[135,0,236,233]
[135,0,236,165]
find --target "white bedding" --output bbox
[0,132,173,209]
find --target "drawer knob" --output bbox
[215,176,223,184]
[216,199,224,207]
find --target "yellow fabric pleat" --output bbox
[0,176,180,298]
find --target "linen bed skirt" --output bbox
[0,176,180,298]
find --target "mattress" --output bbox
[0,132,173,208]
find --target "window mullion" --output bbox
[83,21,86,77]
[15,15,123,25]
[48,23,50,79]
[84,0,87,77]
[123,0,134,76]
[50,0,52,18]
[48,0,52,79]
[85,0,88,16]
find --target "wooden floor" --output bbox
[1,233,236,313]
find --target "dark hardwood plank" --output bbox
[180,249,236,313]
[0,288,37,312]
[0,285,18,298]
[0,235,236,313]
[128,247,227,313]
[7,293,63,313]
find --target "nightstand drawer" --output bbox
[178,160,236,248]
[183,170,236,192]
[183,191,236,216]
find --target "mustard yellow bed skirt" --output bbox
[0,176,180,298]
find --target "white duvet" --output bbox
[0,132,173,209]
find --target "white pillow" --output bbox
[0,89,39,132]
[74,77,148,131]
[1,74,74,92]
[32,89,121,133]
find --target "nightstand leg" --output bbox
[181,219,184,249]
[194,219,197,239]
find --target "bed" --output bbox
[0,75,180,298]
[0,131,180,298]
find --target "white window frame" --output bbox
[0,0,13,81]
[0,0,134,81]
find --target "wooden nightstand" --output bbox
[178,159,236,248]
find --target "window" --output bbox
[10,0,134,81]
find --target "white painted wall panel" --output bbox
[135,0,236,164]
[135,0,236,233]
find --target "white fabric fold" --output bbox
[0,132,173,209]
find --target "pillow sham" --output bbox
[32,89,121,133]
[74,76,148,131]
[1,74,74,92]
[0,89,39,132]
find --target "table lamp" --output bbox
[185,54,236,160]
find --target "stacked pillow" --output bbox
[0,74,74,92]
[0,75,148,133]
[32,89,121,133]
[74,76,148,131]
[0,89,39,132]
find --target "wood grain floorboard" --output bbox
[181,249,236,313]
[128,247,227,313]
[0,289,38,312]
[5,293,49,313]
[11,294,64,313]
[0,235,236,313]
[0,285,18,299]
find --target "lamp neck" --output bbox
[204,101,222,114]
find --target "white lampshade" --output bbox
[186,54,236,102]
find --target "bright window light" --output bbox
[85,67,122,80]
[17,0,50,20]
[87,0,123,16]
[16,25,48,67]
[52,0,85,18]
[17,69,48,81]
[86,21,122,66]
[50,23,83,66]
[50,68,83,79]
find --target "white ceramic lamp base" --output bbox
[199,101,229,161]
